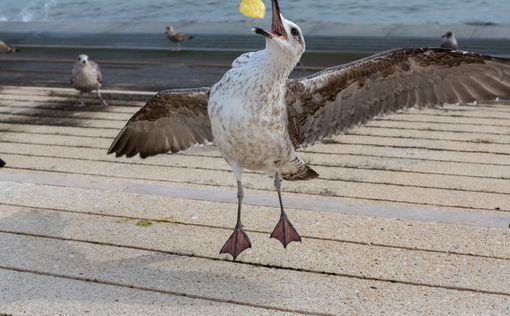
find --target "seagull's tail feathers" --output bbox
[281,155,319,181]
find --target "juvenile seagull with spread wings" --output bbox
[109,0,510,260]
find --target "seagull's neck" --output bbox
[250,48,297,85]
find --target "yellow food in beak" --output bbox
[239,0,266,19]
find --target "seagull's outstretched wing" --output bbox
[108,88,212,158]
[285,48,510,147]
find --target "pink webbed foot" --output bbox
[270,214,302,248]
[220,227,252,260]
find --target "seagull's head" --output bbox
[442,32,454,39]
[78,54,89,65]
[253,0,305,63]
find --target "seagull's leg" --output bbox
[177,42,181,52]
[80,92,84,107]
[220,164,251,260]
[96,89,108,107]
[270,172,302,248]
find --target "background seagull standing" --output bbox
[70,54,108,107]
[0,40,16,53]
[108,0,510,260]
[166,25,194,51]
[441,31,458,49]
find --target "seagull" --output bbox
[166,25,194,51]
[108,0,510,260]
[0,40,16,53]
[70,54,108,107]
[441,31,458,50]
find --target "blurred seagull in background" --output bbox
[109,0,510,260]
[0,40,16,53]
[166,25,194,51]
[441,31,458,49]
[70,54,108,107]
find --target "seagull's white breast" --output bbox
[208,51,294,171]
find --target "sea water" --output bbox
[0,0,508,25]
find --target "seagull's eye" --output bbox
[291,28,299,37]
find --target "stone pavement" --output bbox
[0,86,509,315]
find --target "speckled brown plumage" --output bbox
[285,48,510,147]
[108,88,211,158]
[0,41,16,53]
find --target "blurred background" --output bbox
[1,0,509,24]
[1,0,509,90]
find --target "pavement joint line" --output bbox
[2,117,510,138]
[303,150,510,167]
[0,85,155,96]
[3,119,510,145]
[2,91,508,111]
[345,133,510,146]
[0,120,120,130]
[3,130,510,157]
[5,147,510,182]
[0,264,331,316]
[3,166,510,215]
[2,137,510,168]
[364,125,510,137]
[0,104,138,114]
[0,98,143,105]
[0,110,129,122]
[0,98,510,127]
[4,134,510,166]
[3,98,510,119]
[2,151,510,196]
[398,112,510,122]
[4,110,510,129]
[1,170,509,226]
[2,202,509,261]
[326,141,510,156]
[1,230,509,298]
[374,117,510,128]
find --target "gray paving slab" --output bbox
[1,171,509,231]
[1,233,509,315]
[2,152,509,212]
[1,181,509,259]
[2,140,509,186]
[1,205,509,295]
[1,85,510,314]
[0,269,288,316]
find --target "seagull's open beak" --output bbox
[252,0,287,39]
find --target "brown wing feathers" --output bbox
[109,48,510,160]
[107,88,211,158]
[286,48,510,147]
